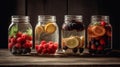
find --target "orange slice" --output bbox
[88,26,98,38]
[92,26,105,37]
[35,25,44,34]
[45,23,56,34]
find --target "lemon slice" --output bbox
[45,23,56,34]
[92,26,105,37]
[65,37,79,48]
[35,25,44,34]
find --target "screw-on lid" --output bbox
[38,15,56,22]
[65,15,82,22]
[11,15,29,22]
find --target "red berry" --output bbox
[43,43,49,49]
[21,33,28,40]
[11,38,16,44]
[16,37,23,43]
[28,36,32,40]
[53,44,58,50]
[40,40,46,45]
[16,32,22,37]
[91,44,97,50]
[101,21,106,26]
[37,45,43,54]
[39,45,44,50]
[48,41,54,44]
[42,49,48,54]
[100,39,106,46]
[97,46,103,51]
[23,40,32,48]
[8,43,14,49]
[35,45,39,51]
[15,43,21,48]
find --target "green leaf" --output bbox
[26,28,32,36]
[9,25,18,37]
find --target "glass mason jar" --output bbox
[35,15,59,55]
[62,15,85,55]
[87,15,112,55]
[8,15,33,55]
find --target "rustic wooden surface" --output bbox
[0,49,120,67]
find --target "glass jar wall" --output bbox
[62,15,85,55]
[87,15,112,55]
[8,16,33,55]
[35,15,59,55]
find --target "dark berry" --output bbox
[22,48,28,54]
[63,46,68,50]
[72,48,78,53]
[11,46,18,55]
[79,48,84,53]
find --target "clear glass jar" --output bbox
[87,15,112,55]
[35,15,59,55]
[8,15,33,55]
[62,15,85,55]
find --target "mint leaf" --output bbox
[9,25,18,37]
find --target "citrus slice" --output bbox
[65,37,79,48]
[45,23,56,34]
[35,25,44,34]
[88,26,98,38]
[79,36,85,48]
[92,26,105,37]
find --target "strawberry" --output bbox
[16,31,22,37]
[91,44,97,50]
[100,39,106,46]
[15,43,21,48]
[100,21,106,26]
[97,46,103,51]
[37,45,43,53]
[53,44,58,50]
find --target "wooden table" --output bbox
[0,49,120,67]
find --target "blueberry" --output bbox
[67,23,73,31]
[72,48,78,53]
[17,49,23,54]
[63,46,68,50]
[79,48,84,53]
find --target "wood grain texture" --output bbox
[0,49,120,66]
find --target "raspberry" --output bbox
[41,40,46,45]
[42,49,48,54]
[15,43,21,48]
[8,43,14,49]
[16,37,23,43]
[91,44,97,50]
[16,31,22,37]
[100,21,106,26]
[23,40,32,48]
[35,45,39,51]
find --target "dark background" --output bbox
[0,0,120,49]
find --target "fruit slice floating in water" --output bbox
[35,25,44,34]
[65,37,79,48]
[45,23,56,34]
[88,26,98,38]
[92,26,105,37]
